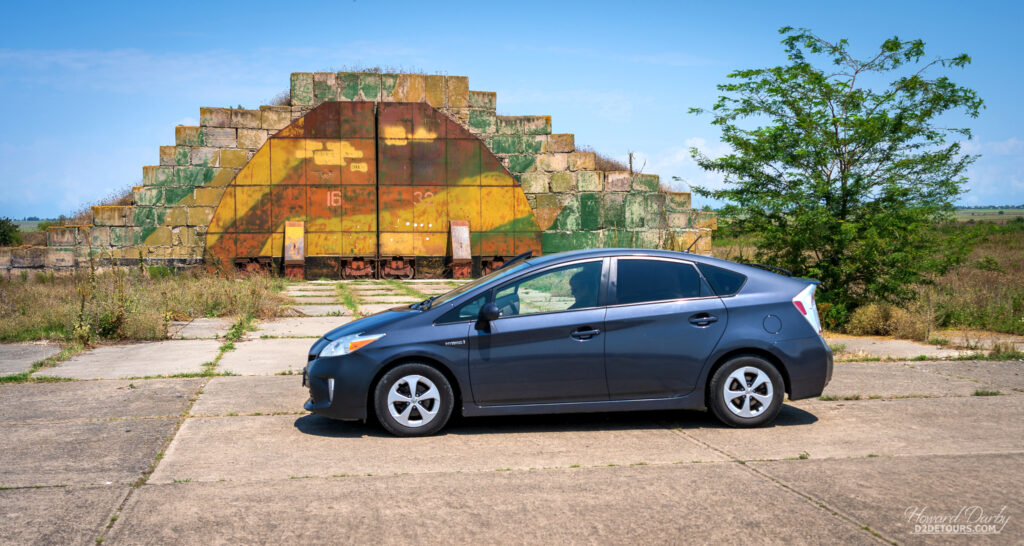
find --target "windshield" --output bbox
[428,261,533,307]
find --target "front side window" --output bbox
[436,294,486,324]
[493,261,603,317]
[615,259,702,305]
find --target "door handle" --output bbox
[570,328,601,340]
[688,314,718,327]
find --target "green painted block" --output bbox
[541,230,601,253]
[175,146,190,166]
[602,193,625,228]
[549,171,575,193]
[633,174,660,192]
[359,73,381,101]
[469,110,496,133]
[645,193,667,229]
[314,78,337,102]
[535,193,559,208]
[522,136,544,154]
[522,115,552,135]
[603,229,636,248]
[173,167,216,187]
[577,171,603,192]
[290,73,314,106]
[133,207,166,228]
[488,135,521,154]
[497,117,523,135]
[134,188,162,207]
[639,229,663,249]
[666,192,692,212]
[624,193,647,228]
[468,90,496,109]
[163,186,194,205]
[506,155,536,173]
[380,74,398,100]
[109,227,139,247]
[549,196,580,231]
[579,193,602,231]
[339,73,359,100]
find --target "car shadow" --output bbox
[294,404,819,438]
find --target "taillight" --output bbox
[793,284,822,336]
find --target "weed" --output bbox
[988,342,1024,360]
[867,454,879,458]
[928,337,951,346]
[569,464,581,468]
[336,283,361,318]
[972,389,1002,396]
[798,451,810,460]
[385,279,427,300]
[828,343,846,353]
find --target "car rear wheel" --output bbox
[708,356,784,427]
[374,363,454,437]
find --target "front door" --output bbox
[469,260,608,405]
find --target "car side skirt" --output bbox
[461,391,706,417]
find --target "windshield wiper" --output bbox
[498,251,533,271]
[411,295,440,310]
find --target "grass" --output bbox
[385,279,427,300]
[0,267,286,343]
[335,283,361,318]
[972,389,1002,396]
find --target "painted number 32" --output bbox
[326,190,433,207]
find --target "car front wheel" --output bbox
[708,356,784,427]
[373,363,454,437]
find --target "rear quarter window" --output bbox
[697,263,747,296]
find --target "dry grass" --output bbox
[576,145,629,171]
[59,184,135,226]
[0,268,287,343]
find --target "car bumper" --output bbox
[774,336,833,400]
[303,352,381,421]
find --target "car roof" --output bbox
[524,248,789,280]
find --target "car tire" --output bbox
[374,363,454,437]
[708,355,784,427]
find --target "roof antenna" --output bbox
[685,234,702,253]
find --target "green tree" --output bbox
[690,27,983,313]
[0,217,22,246]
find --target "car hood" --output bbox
[322,307,419,341]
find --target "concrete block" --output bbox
[522,115,552,135]
[541,230,600,253]
[230,109,261,129]
[0,248,9,268]
[447,108,470,127]
[290,73,314,106]
[173,226,200,246]
[624,193,647,228]
[175,126,204,146]
[12,247,47,268]
[568,152,596,171]
[237,128,268,149]
[393,74,426,102]
[204,127,237,148]
[188,207,215,226]
[605,171,631,192]
[645,193,667,229]
[190,147,220,166]
[134,187,162,207]
[47,226,79,246]
[633,173,660,192]
[290,106,310,121]
[469,109,496,134]
[159,146,190,166]
[576,171,603,192]
[338,72,360,101]
[537,153,569,172]
[668,212,690,228]
[173,166,217,188]
[487,135,522,155]
[424,75,445,107]
[535,193,559,209]
[358,73,381,101]
[109,227,140,247]
[313,72,338,102]
[550,195,580,231]
[45,247,76,268]
[639,229,663,249]
[692,211,718,230]
[133,207,166,228]
[193,187,222,207]
[260,106,291,131]
[579,192,602,231]
[549,171,576,193]
[200,107,231,127]
[665,192,692,211]
[92,206,128,226]
[505,155,536,173]
[89,226,110,248]
[547,134,575,153]
[446,76,469,108]
[143,166,172,186]
[468,90,496,109]
[164,207,188,227]
[602,193,626,228]
[146,227,173,246]
[523,135,545,154]
[497,116,523,135]
[219,149,249,169]
[379,73,398,101]
[517,172,550,193]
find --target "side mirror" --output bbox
[479,302,500,322]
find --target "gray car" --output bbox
[303,249,833,436]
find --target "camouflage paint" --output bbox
[204,101,542,268]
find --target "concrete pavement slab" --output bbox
[0,378,200,425]
[356,295,420,304]
[0,342,62,375]
[286,295,338,303]
[168,318,232,340]
[358,303,403,315]
[753,453,1024,544]
[190,376,308,416]
[218,339,311,376]
[149,414,725,484]
[826,334,962,360]
[906,360,1024,392]
[679,396,1023,460]
[1,485,128,545]
[824,361,984,398]
[0,417,177,487]
[250,317,350,338]
[34,340,222,380]
[287,304,350,317]
[119,464,870,544]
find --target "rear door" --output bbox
[468,259,609,405]
[604,257,726,399]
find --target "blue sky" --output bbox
[1,0,1021,218]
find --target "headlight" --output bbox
[318,333,385,358]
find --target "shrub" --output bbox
[0,217,22,246]
[845,303,932,341]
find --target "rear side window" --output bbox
[615,259,701,305]
[697,263,747,296]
